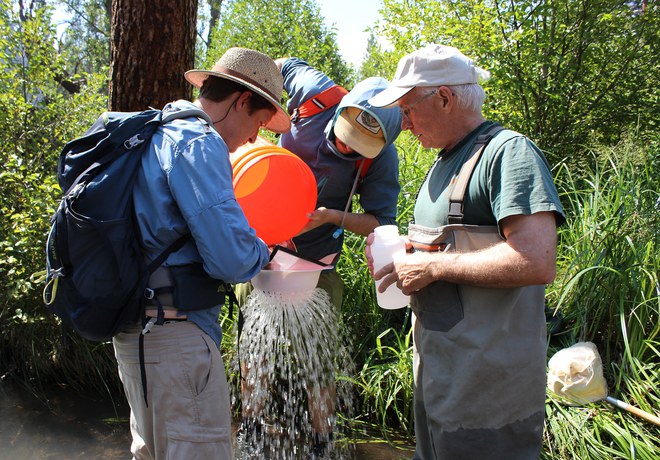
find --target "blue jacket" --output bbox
[280,58,402,261]
[133,100,270,345]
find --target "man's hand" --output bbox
[366,232,421,295]
[296,207,340,234]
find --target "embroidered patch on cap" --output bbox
[334,106,386,158]
[354,110,382,135]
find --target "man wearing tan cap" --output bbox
[112,47,289,460]
[269,57,402,458]
[367,44,565,459]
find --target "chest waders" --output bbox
[408,125,546,459]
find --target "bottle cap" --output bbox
[373,225,399,243]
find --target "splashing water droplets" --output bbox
[235,287,355,459]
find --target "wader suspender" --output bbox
[447,124,504,224]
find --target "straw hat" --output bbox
[333,107,385,159]
[185,47,290,133]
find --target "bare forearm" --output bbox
[372,212,559,294]
[338,211,381,236]
[404,241,555,290]
[298,207,380,237]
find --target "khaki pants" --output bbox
[113,321,232,460]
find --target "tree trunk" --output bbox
[109,0,198,111]
[206,0,223,48]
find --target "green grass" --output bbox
[540,135,659,457]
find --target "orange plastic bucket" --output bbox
[231,137,317,246]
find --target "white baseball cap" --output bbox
[369,44,490,108]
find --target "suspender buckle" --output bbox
[448,201,464,224]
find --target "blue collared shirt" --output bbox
[132,100,270,346]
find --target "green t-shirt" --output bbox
[414,122,565,229]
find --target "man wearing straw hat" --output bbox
[112,47,289,460]
[367,44,565,459]
[270,57,403,457]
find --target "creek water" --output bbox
[1,288,414,459]
[1,382,413,460]
[0,383,130,460]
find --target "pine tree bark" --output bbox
[109,0,198,111]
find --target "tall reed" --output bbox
[544,134,659,457]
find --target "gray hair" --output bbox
[447,83,486,112]
[419,84,486,112]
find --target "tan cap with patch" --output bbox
[333,107,385,159]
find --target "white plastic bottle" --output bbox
[371,225,410,309]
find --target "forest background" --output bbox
[0,0,658,458]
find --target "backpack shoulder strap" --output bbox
[291,85,348,123]
[161,106,213,126]
[60,110,163,195]
[141,108,210,275]
[447,124,504,224]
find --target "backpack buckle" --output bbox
[124,134,144,149]
[291,108,300,123]
[144,288,155,300]
[142,317,156,334]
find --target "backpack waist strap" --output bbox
[146,264,226,312]
[144,306,186,319]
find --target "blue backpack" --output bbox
[42,107,208,342]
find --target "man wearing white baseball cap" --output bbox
[367,44,565,459]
